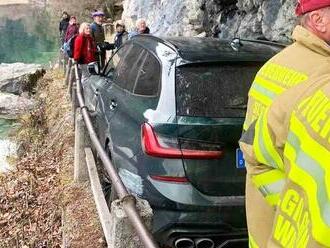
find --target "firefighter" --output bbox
[241,70,330,247]
[242,0,330,247]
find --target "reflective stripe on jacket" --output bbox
[244,25,330,132]
[241,25,330,248]
[241,73,330,247]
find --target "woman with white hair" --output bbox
[74,22,97,64]
[73,22,97,86]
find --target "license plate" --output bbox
[236,148,245,169]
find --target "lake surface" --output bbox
[0,119,18,172]
[0,4,57,172]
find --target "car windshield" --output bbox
[175,63,262,118]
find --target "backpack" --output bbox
[63,34,78,58]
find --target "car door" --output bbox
[92,44,133,147]
[107,45,161,193]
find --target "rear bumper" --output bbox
[147,176,246,224]
[119,170,247,246]
[153,208,248,247]
[148,176,245,207]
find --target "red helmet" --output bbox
[296,0,330,16]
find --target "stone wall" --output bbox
[121,0,297,42]
[122,0,205,37]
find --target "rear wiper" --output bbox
[224,104,247,110]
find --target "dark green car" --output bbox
[84,35,283,248]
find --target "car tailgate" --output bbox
[177,116,245,196]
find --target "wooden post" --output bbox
[74,108,89,182]
[109,198,153,248]
[65,59,73,86]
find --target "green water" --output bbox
[0,12,59,64]
[0,119,18,139]
[0,7,57,171]
[0,119,18,172]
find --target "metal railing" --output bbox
[66,59,159,248]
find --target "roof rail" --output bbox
[131,34,178,52]
[232,37,287,48]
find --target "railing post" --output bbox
[65,59,73,86]
[63,55,69,76]
[109,197,154,248]
[74,108,90,182]
[68,66,76,95]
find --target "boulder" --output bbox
[0,63,45,95]
[0,92,35,119]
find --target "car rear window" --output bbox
[175,63,262,118]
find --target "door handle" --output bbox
[110,100,117,110]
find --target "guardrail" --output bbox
[65,58,159,248]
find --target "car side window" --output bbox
[133,52,161,96]
[114,45,145,92]
[104,44,132,78]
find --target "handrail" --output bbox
[72,61,159,248]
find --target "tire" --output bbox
[108,183,118,207]
[98,142,118,209]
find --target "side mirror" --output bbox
[88,62,99,75]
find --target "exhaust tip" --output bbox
[174,238,195,248]
[195,238,214,248]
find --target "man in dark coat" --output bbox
[90,10,106,67]
[59,11,70,45]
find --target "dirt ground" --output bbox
[0,69,105,247]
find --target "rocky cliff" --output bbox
[121,0,297,43]
[0,63,45,119]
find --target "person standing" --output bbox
[91,10,106,68]
[59,11,70,45]
[241,1,330,247]
[73,22,97,87]
[64,16,79,43]
[114,20,128,49]
[90,11,106,45]
[128,19,150,39]
[241,68,330,247]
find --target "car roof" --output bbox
[131,35,286,64]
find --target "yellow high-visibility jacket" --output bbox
[243,25,330,248]
[241,73,330,247]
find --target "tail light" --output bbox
[141,123,223,159]
[150,175,189,183]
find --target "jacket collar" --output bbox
[293,25,330,56]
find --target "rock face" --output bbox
[0,63,45,95]
[0,63,44,119]
[0,92,35,119]
[205,0,297,42]
[122,0,205,37]
[121,0,297,42]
